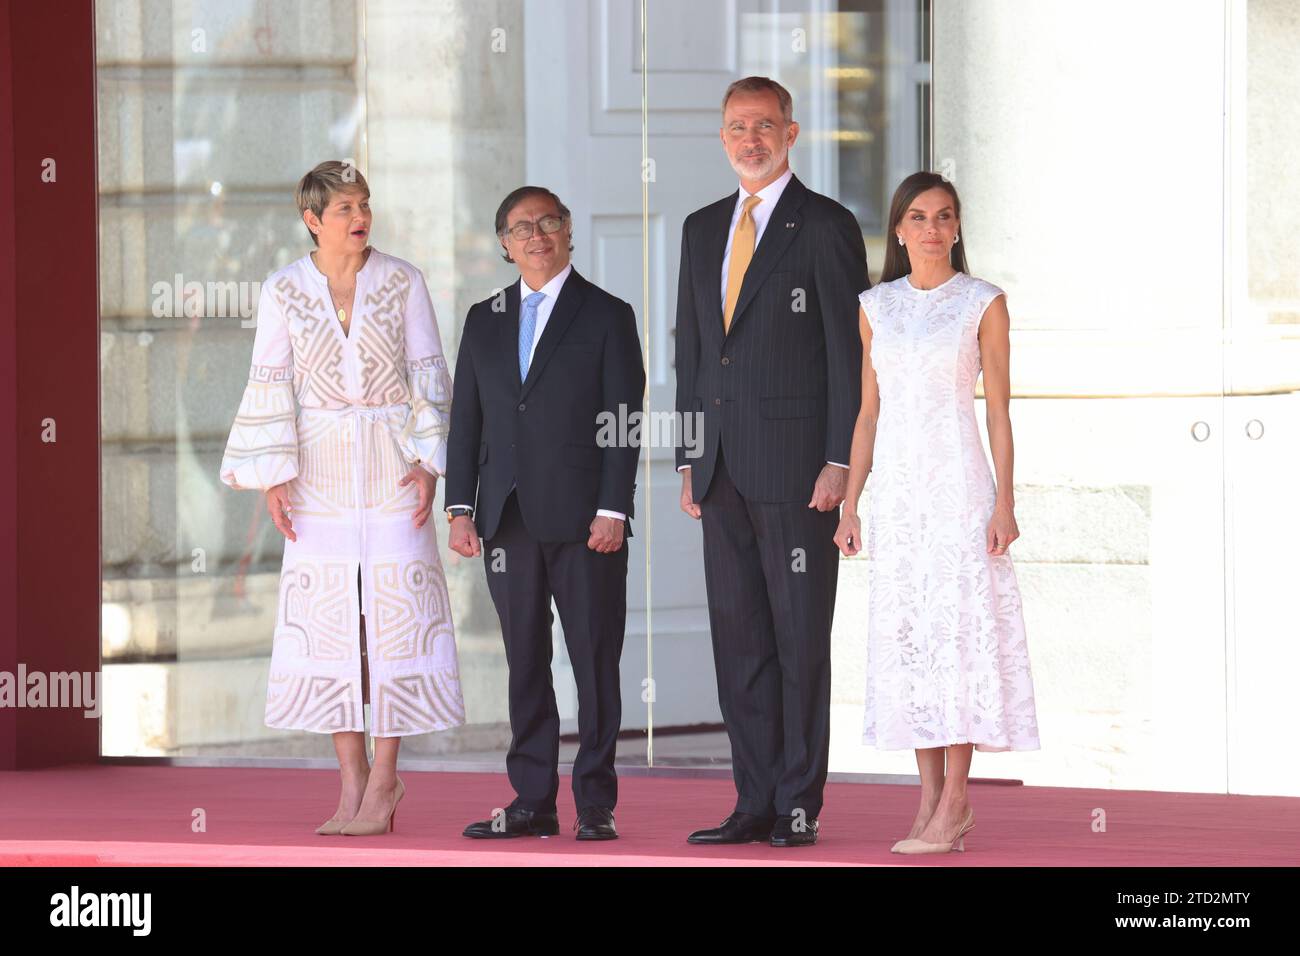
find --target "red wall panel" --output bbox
[0,0,100,768]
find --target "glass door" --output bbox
[1222,0,1300,797]
[97,0,656,767]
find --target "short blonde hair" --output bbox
[295,161,370,246]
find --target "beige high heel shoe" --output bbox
[891,832,919,852]
[340,776,405,836]
[894,807,975,855]
[316,771,370,835]
[891,803,941,852]
[316,816,348,836]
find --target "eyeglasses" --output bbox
[502,214,567,241]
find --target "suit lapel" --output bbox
[499,280,523,391]
[520,268,587,400]
[703,191,737,345]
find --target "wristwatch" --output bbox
[446,506,474,524]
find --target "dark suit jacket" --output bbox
[673,173,868,504]
[446,268,646,542]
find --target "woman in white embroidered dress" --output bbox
[220,162,465,835]
[835,171,1040,855]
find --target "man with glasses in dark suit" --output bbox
[447,186,645,841]
[675,77,868,847]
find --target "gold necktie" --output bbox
[723,194,762,333]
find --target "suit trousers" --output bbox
[699,445,840,819]
[482,491,629,813]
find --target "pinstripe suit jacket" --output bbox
[674,173,868,503]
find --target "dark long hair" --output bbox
[879,171,969,283]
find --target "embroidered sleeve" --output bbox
[219,280,300,490]
[397,266,452,477]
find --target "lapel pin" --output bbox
[786,222,796,228]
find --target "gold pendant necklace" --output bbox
[329,283,353,332]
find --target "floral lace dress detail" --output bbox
[858,273,1039,752]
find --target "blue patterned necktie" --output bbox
[519,290,546,381]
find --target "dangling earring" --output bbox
[897,236,904,246]
[954,234,960,244]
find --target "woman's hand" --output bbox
[399,464,438,529]
[834,511,862,557]
[987,503,1019,555]
[265,482,297,542]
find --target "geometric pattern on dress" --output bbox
[373,671,466,735]
[369,554,464,735]
[276,559,354,661]
[369,558,454,661]
[266,673,360,733]
[265,559,361,732]
[292,410,355,517]
[363,418,420,513]
[357,268,411,405]
[275,275,349,407]
[220,371,298,490]
[402,353,453,466]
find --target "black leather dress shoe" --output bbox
[574,806,618,841]
[462,806,560,839]
[769,814,818,846]
[686,812,776,845]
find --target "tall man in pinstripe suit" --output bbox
[675,76,868,847]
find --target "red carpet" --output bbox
[0,765,1295,866]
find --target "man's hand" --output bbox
[679,467,701,519]
[588,515,626,553]
[449,515,481,558]
[398,465,438,529]
[265,482,297,542]
[807,464,847,511]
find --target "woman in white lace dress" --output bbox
[834,171,1040,855]
[220,162,465,835]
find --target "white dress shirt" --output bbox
[677,166,847,473]
[520,262,572,368]
[449,262,627,524]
